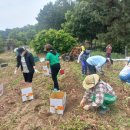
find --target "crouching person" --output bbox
[80,74,117,114]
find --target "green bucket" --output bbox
[91,93,117,105]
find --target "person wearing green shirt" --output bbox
[45,44,61,91]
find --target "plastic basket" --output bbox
[91,93,117,105]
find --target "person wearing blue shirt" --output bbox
[119,61,130,84]
[86,55,107,74]
[77,46,90,76]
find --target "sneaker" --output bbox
[53,88,60,92]
[99,107,110,115]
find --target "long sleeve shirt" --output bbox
[86,56,106,72]
[77,51,84,63]
[83,81,116,107]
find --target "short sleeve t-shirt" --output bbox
[46,52,60,66]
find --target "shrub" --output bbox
[30,29,77,53]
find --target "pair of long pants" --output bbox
[81,61,87,75]
[87,63,96,74]
[23,72,34,83]
[50,63,60,90]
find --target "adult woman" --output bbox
[45,44,61,91]
[14,48,36,85]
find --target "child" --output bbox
[45,44,61,91]
[77,46,90,76]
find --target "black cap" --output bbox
[17,48,25,55]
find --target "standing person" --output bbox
[77,46,90,76]
[45,44,61,91]
[106,44,112,58]
[86,55,110,74]
[80,74,117,114]
[14,48,36,86]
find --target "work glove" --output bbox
[95,66,104,75]
[77,60,80,63]
[35,69,39,73]
[83,105,90,111]
[14,70,17,74]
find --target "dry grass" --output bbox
[0,52,130,130]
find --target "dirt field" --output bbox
[0,52,130,130]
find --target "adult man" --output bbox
[86,55,107,74]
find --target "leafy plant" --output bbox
[30,29,77,53]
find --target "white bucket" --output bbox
[43,66,50,76]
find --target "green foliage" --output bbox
[88,0,130,53]
[62,1,105,42]
[0,34,5,52]
[91,50,124,59]
[36,0,75,30]
[8,25,37,46]
[31,29,77,53]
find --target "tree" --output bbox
[36,0,75,30]
[31,29,77,53]
[90,0,130,52]
[62,1,105,42]
[0,34,5,52]
[8,25,37,46]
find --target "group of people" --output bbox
[77,44,116,114]
[14,43,117,114]
[77,44,113,76]
[14,44,61,91]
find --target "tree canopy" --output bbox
[31,29,77,53]
[0,0,130,53]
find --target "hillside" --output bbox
[0,52,130,130]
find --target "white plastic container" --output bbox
[21,86,34,102]
[43,66,50,76]
[50,91,66,115]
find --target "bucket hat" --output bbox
[83,74,99,90]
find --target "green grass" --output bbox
[91,50,124,59]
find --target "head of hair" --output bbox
[17,47,25,55]
[45,44,53,52]
[45,44,56,55]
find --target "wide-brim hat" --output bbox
[83,74,100,90]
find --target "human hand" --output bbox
[77,60,80,63]
[35,69,39,73]
[14,70,17,74]
[80,98,86,107]
[83,105,90,111]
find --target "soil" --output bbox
[0,52,130,130]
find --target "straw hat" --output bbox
[83,74,100,90]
